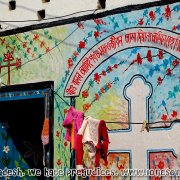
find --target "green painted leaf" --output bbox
[17,45,21,50]
[24,35,29,40]
[55,40,59,46]
[24,53,27,58]
[125,18,128,23]
[77,48,81,53]
[2,157,7,166]
[1,132,7,140]
[12,40,16,45]
[21,157,27,165]
[14,160,20,168]
[34,47,37,52]
[89,80,94,87]
[44,30,49,35]
[6,157,11,166]
[88,31,93,37]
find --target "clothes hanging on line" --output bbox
[76,116,109,170]
[62,107,109,169]
[62,106,84,150]
[41,92,50,166]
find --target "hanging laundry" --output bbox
[140,120,149,132]
[41,92,50,166]
[62,106,84,149]
[76,116,109,170]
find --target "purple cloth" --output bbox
[62,106,84,149]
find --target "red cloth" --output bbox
[76,134,83,167]
[95,120,109,167]
[76,120,109,169]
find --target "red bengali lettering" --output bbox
[125,32,136,43]
[79,57,94,75]
[98,44,108,56]
[137,30,146,44]
[89,53,99,63]
[173,38,180,52]
[157,32,167,45]
[66,85,77,95]
[165,36,176,49]
[72,71,83,85]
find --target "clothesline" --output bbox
[0,84,179,126]
[105,119,180,125]
[52,90,180,126]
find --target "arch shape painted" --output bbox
[123,74,153,131]
[64,27,180,97]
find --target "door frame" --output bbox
[0,81,54,171]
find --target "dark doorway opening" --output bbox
[0,81,54,180]
[0,98,44,173]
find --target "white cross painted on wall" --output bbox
[108,75,180,179]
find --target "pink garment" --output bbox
[62,106,84,149]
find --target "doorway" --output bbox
[0,81,54,180]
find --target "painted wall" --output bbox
[0,1,180,180]
[0,0,159,31]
